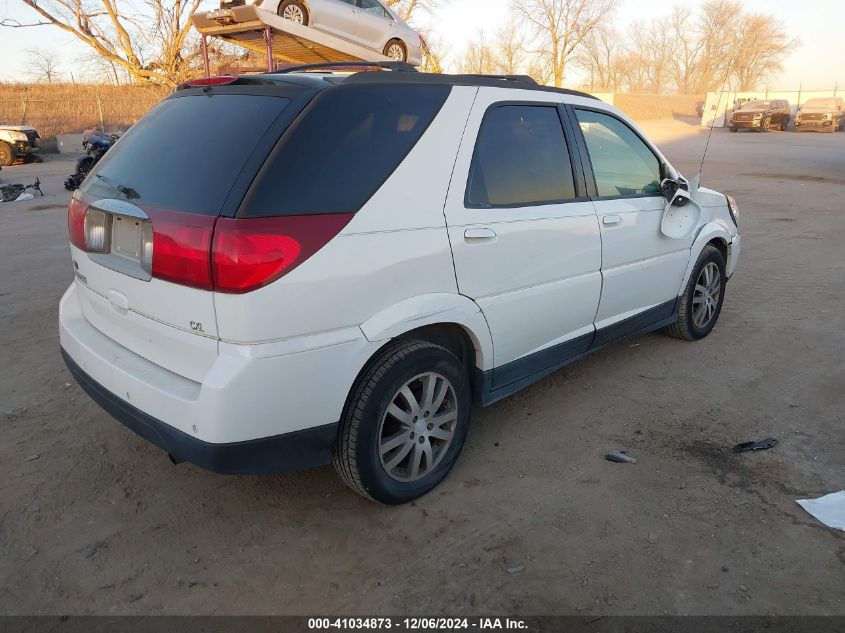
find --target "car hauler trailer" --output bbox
[191,4,393,76]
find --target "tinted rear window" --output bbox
[80,94,292,215]
[467,105,576,208]
[240,84,450,217]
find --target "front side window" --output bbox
[359,0,388,17]
[575,109,662,198]
[466,105,577,208]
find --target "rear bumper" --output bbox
[62,349,337,474]
[59,281,375,473]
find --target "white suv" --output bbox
[60,65,741,504]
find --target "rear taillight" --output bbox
[148,210,216,290]
[67,197,351,293]
[186,75,238,87]
[67,197,88,250]
[212,214,353,293]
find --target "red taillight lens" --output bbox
[68,197,88,250]
[148,210,216,290]
[212,214,353,294]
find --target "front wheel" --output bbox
[760,117,771,132]
[333,341,471,504]
[278,0,309,25]
[0,141,14,167]
[384,39,408,62]
[664,245,727,341]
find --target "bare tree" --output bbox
[383,0,447,22]
[493,24,527,75]
[574,25,623,90]
[732,14,795,90]
[3,1,203,88]
[26,48,61,84]
[512,0,615,88]
[458,32,499,75]
[418,29,448,73]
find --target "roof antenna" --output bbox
[691,51,737,200]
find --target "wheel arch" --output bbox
[677,222,732,296]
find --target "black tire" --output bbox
[760,117,771,132]
[333,340,471,505]
[383,39,408,62]
[729,127,738,133]
[278,0,309,25]
[0,142,13,167]
[664,245,727,341]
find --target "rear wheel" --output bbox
[278,0,309,25]
[664,245,727,341]
[729,127,738,133]
[0,142,13,167]
[333,341,471,504]
[384,39,407,62]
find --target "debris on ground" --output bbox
[797,491,845,532]
[506,564,526,575]
[733,437,779,453]
[606,451,638,464]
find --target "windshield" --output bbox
[802,99,838,109]
[741,101,771,110]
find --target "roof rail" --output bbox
[271,61,418,74]
[460,74,538,86]
[343,71,601,100]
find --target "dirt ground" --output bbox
[1,122,843,616]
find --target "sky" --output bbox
[0,0,843,89]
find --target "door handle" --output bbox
[602,215,623,226]
[464,227,497,241]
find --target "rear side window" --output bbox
[241,84,450,217]
[80,94,292,215]
[466,105,576,208]
[575,108,661,198]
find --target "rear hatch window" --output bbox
[80,92,294,214]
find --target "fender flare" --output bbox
[360,293,495,371]
[677,221,732,295]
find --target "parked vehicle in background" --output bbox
[60,65,741,504]
[257,0,423,64]
[794,97,844,133]
[64,129,120,191]
[728,99,791,132]
[0,125,41,166]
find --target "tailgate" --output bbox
[69,86,304,378]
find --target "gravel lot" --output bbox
[1,123,843,616]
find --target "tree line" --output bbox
[4,0,795,93]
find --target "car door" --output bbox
[570,106,692,345]
[354,0,393,50]
[443,89,602,393]
[312,0,359,42]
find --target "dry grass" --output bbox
[0,83,167,142]
[615,94,704,121]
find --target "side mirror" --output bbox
[660,177,680,202]
[661,190,702,240]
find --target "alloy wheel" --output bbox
[378,372,458,482]
[386,43,405,61]
[283,5,305,23]
[692,262,721,328]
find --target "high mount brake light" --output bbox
[186,76,238,87]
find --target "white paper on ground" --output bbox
[796,491,845,531]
